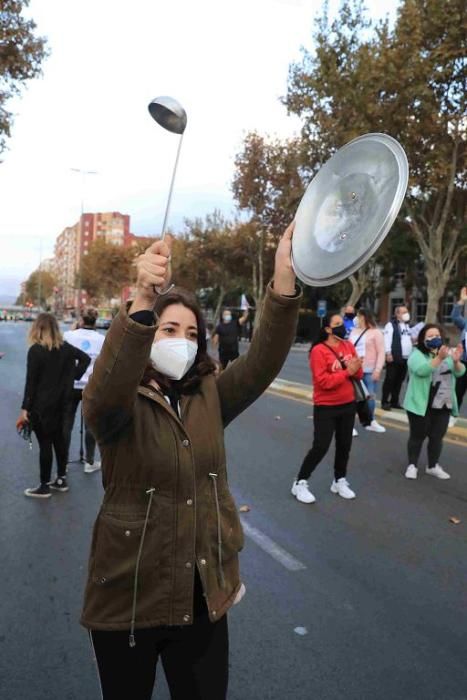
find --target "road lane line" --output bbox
[241,520,307,572]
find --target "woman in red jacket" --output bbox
[292,312,363,503]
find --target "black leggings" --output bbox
[298,402,356,482]
[407,408,450,469]
[90,614,229,700]
[34,423,68,484]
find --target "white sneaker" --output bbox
[426,464,450,480]
[365,420,386,433]
[330,478,356,499]
[291,479,316,504]
[352,428,358,437]
[405,464,418,479]
[448,416,457,429]
[84,460,101,474]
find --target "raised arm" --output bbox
[83,237,172,443]
[216,223,302,427]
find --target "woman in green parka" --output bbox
[403,323,465,481]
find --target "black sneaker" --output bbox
[24,484,51,499]
[382,403,392,411]
[49,477,69,492]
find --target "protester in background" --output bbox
[349,308,386,434]
[292,312,363,504]
[16,313,90,498]
[381,304,413,410]
[211,307,249,369]
[403,324,465,481]
[342,304,356,338]
[450,286,467,426]
[63,307,105,473]
[81,225,300,699]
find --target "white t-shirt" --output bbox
[383,321,413,359]
[64,327,105,390]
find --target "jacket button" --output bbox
[186,498,193,506]
[182,439,190,447]
[200,558,207,566]
[124,530,131,537]
[183,614,190,622]
[100,577,107,584]
[212,610,217,617]
[185,562,192,568]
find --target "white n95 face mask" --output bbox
[150,338,198,380]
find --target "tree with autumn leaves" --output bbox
[282,0,465,321]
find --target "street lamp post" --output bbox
[70,168,97,313]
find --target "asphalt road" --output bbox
[1,321,467,700]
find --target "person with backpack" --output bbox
[291,311,363,504]
[16,313,90,498]
[349,308,386,434]
[63,307,105,473]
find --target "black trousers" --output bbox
[406,408,450,469]
[382,360,408,406]
[455,361,467,409]
[298,402,356,481]
[34,422,68,484]
[63,388,96,463]
[219,350,239,370]
[90,614,229,700]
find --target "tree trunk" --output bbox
[213,286,225,326]
[254,230,266,330]
[425,275,445,324]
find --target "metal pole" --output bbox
[160,133,184,240]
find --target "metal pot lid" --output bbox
[292,133,409,287]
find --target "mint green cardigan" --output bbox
[403,349,466,417]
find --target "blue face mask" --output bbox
[425,337,443,350]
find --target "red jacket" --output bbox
[310,340,363,406]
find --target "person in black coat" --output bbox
[16,313,90,498]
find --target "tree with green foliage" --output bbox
[0,0,48,156]
[24,268,56,308]
[285,0,466,321]
[232,132,304,310]
[79,239,133,305]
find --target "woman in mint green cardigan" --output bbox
[403,324,465,481]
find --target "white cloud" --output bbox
[0,0,396,296]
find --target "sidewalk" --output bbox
[268,377,467,446]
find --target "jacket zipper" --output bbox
[129,487,156,648]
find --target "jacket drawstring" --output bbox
[208,473,225,589]
[129,487,155,648]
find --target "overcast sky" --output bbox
[0,0,396,298]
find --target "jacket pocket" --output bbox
[216,493,245,562]
[91,513,159,589]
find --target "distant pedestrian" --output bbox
[349,308,386,434]
[342,304,356,338]
[403,324,465,481]
[292,312,363,504]
[63,307,105,473]
[16,313,90,498]
[212,307,249,369]
[450,286,467,423]
[381,304,413,410]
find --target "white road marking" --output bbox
[241,520,306,572]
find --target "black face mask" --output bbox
[344,312,355,320]
[331,324,347,339]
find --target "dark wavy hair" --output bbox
[311,311,343,350]
[416,323,444,355]
[140,287,217,395]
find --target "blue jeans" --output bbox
[363,372,377,421]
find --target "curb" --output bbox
[268,379,467,444]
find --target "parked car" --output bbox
[96,317,111,329]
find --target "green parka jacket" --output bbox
[80,283,301,635]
